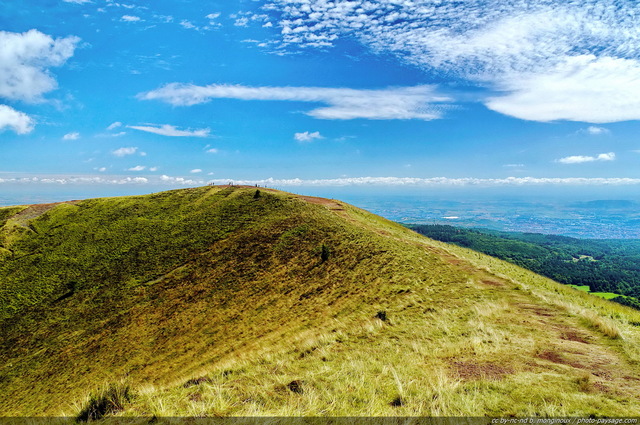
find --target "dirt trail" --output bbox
[441,248,640,395]
[296,195,351,221]
[297,195,344,210]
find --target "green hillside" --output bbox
[2,186,640,417]
[409,224,640,308]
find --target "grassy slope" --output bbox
[1,187,640,417]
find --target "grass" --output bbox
[2,186,640,416]
[75,382,135,421]
[569,285,591,292]
[591,292,620,300]
[568,284,620,300]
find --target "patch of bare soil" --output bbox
[536,349,588,370]
[11,201,80,227]
[560,329,591,344]
[438,253,478,274]
[480,279,506,287]
[536,350,566,364]
[298,195,344,210]
[451,360,513,381]
[515,303,555,317]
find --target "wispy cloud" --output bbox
[99,131,126,138]
[585,126,610,135]
[206,148,218,154]
[121,15,141,22]
[112,146,138,157]
[107,121,122,130]
[190,169,202,174]
[180,20,196,30]
[234,17,249,27]
[0,105,34,134]
[62,132,79,140]
[139,84,452,120]
[294,131,323,143]
[63,0,92,3]
[557,152,616,164]
[128,165,146,171]
[128,124,210,137]
[262,1,640,123]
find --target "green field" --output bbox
[568,285,619,300]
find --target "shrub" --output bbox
[76,382,134,422]
[320,244,330,262]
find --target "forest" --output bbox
[409,224,640,310]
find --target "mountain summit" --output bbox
[1,186,640,417]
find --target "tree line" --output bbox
[409,224,640,308]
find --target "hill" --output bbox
[2,186,640,417]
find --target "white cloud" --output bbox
[262,1,640,123]
[0,105,34,134]
[206,148,218,154]
[128,165,146,171]
[107,121,122,130]
[234,17,249,27]
[160,175,203,185]
[139,84,451,120]
[190,169,202,174]
[504,163,524,168]
[205,176,640,187]
[128,124,210,137]
[62,132,80,140]
[149,166,158,171]
[121,15,141,22]
[294,131,323,143]
[180,20,196,29]
[557,152,616,164]
[0,29,79,102]
[3,174,640,188]
[97,167,107,172]
[585,126,610,135]
[112,146,138,157]
[151,14,174,23]
[486,56,640,123]
[0,175,151,185]
[63,0,92,3]
[203,13,222,29]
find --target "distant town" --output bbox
[344,197,640,239]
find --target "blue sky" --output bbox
[2,0,640,203]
